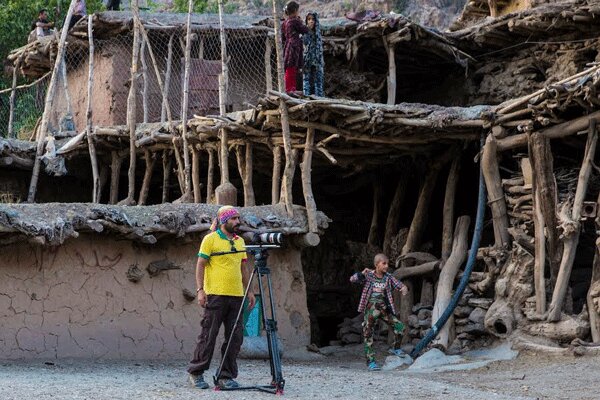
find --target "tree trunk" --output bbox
[441,157,461,262]
[528,132,560,282]
[533,189,546,314]
[384,37,396,105]
[178,0,194,200]
[431,216,470,350]
[86,15,100,203]
[140,38,148,123]
[383,174,408,255]
[272,146,282,205]
[548,121,598,322]
[272,0,294,216]
[301,128,318,233]
[367,180,382,247]
[162,150,171,203]
[192,146,201,203]
[122,0,142,205]
[482,135,510,247]
[27,0,78,203]
[138,150,156,205]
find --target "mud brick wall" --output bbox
[0,235,310,359]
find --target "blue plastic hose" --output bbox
[410,135,487,359]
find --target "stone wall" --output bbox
[0,234,310,359]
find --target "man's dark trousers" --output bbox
[188,295,244,379]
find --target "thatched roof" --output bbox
[0,202,329,246]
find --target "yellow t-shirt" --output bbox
[198,229,247,296]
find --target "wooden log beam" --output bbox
[393,260,440,280]
[432,216,471,350]
[482,135,510,247]
[548,120,598,322]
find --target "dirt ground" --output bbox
[1,349,599,400]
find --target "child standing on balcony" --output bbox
[282,1,309,93]
[302,12,324,96]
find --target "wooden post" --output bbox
[207,148,215,203]
[214,0,237,205]
[138,150,156,205]
[86,15,100,203]
[548,121,598,322]
[272,146,282,205]
[265,36,273,93]
[178,0,194,201]
[27,0,78,203]
[7,60,20,138]
[482,135,510,247]
[441,157,461,261]
[121,0,142,205]
[383,174,408,255]
[533,188,546,314]
[162,150,171,203]
[192,146,201,203]
[587,192,600,342]
[140,38,148,123]
[60,55,73,122]
[488,0,498,17]
[161,33,174,124]
[301,128,319,233]
[368,181,382,246]
[529,132,560,282]
[383,36,396,105]
[432,216,471,350]
[110,150,123,205]
[272,0,295,216]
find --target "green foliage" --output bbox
[0,0,105,87]
[171,0,239,14]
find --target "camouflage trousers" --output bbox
[362,301,405,363]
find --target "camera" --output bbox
[255,232,283,245]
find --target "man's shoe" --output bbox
[189,374,209,389]
[217,378,240,389]
[367,361,381,371]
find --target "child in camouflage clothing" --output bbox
[350,254,408,371]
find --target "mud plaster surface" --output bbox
[0,234,310,359]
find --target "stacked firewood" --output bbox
[503,175,534,238]
[335,314,386,345]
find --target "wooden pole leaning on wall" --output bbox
[214,0,237,206]
[140,38,149,123]
[272,0,294,216]
[548,120,598,322]
[265,35,273,93]
[300,128,319,239]
[432,215,471,350]
[482,134,510,247]
[110,150,123,205]
[206,147,215,203]
[175,0,194,203]
[27,0,77,203]
[7,59,20,138]
[272,146,282,205]
[86,15,100,203]
[586,191,600,342]
[120,0,142,205]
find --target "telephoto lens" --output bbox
[258,232,283,245]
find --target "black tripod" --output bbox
[213,245,285,395]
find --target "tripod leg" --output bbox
[213,267,256,385]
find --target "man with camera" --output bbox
[188,206,255,390]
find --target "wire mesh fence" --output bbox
[1,23,278,138]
